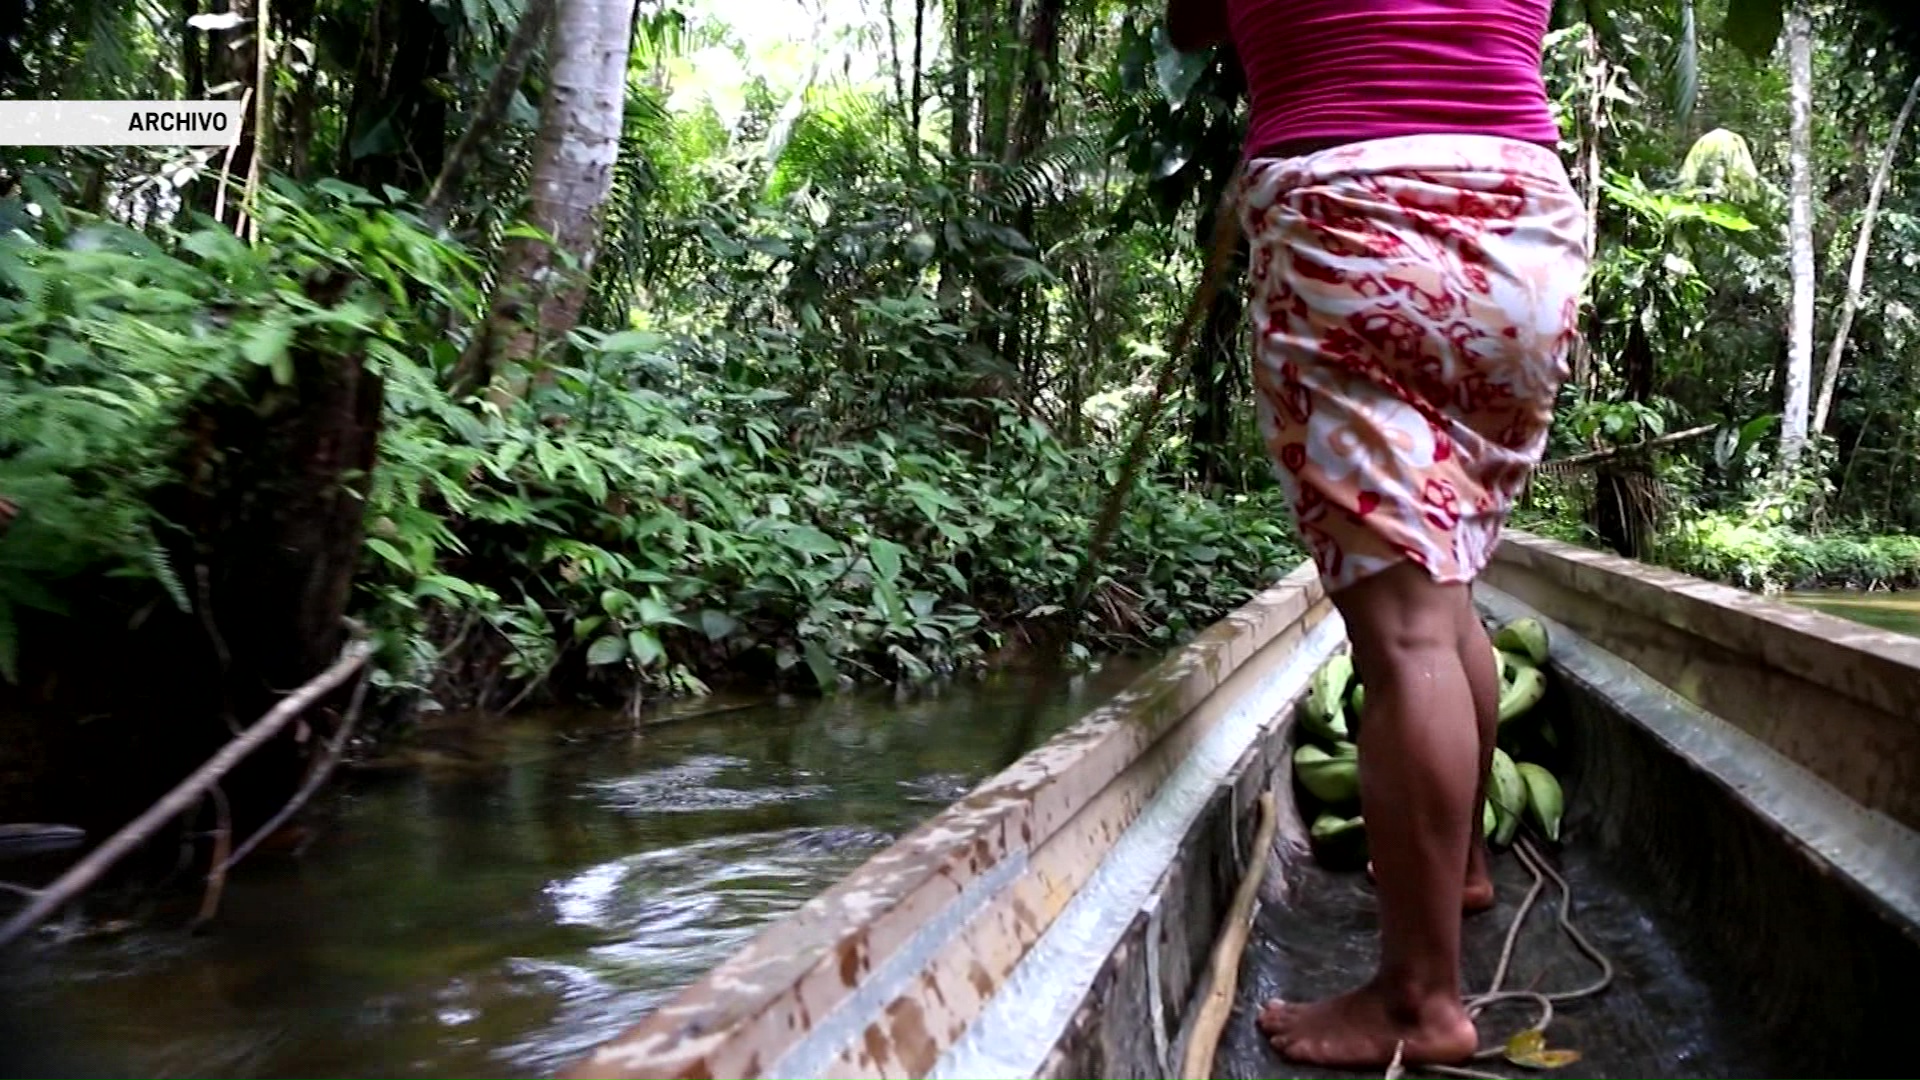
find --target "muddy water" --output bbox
[1785,588,1920,637]
[0,659,1153,1079]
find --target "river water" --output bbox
[1785,589,1920,637]
[0,658,1154,1079]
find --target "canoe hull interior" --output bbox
[568,534,1920,1080]
[1218,585,1920,1078]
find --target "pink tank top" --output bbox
[1227,0,1560,156]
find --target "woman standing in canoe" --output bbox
[1166,0,1587,1069]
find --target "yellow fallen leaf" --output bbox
[1505,1029,1545,1057]
[1510,1049,1583,1069]
[1504,1029,1582,1070]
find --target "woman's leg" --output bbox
[1370,603,1498,909]
[1458,602,1500,912]
[1258,561,1482,1068]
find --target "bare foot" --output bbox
[1257,982,1478,1069]
[1367,860,1495,914]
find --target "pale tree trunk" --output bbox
[1569,28,1610,395]
[1779,1,1815,467]
[1812,71,1920,435]
[451,0,637,398]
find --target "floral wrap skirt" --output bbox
[1238,133,1590,593]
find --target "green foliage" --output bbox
[1662,511,1920,590]
[0,180,482,682]
[364,257,1302,706]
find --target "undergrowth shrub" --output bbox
[2,181,1303,715]
[1660,511,1920,591]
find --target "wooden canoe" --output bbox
[566,532,1920,1079]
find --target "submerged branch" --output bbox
[0,635,372,950]
[217,667,369,876]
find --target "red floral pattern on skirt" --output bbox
[1239,134,1589,592]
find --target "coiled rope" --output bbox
[1402,835,1617,1080]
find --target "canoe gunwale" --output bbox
[1486,531,1920,829]
[1476,584,1920,941]
[567,561,1332,1079]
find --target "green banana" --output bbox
[1308,654,1354,725]
[1300,654,1355,744]
[1493,645,1511,687]
[1483,798,1497,839]
[1497,661,1547,724]
[1517,761,1565,842]
[1309,811,1368,868]
[1293,742,1360,804]
[1299,702,1349,745]
[1489,749,1527,846]
[1493,616,1550,666]
[1349,682,1366,716]
[1310,812,1366,844]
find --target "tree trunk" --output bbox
[278,0,318,180]
[182,0,206,100]
[341,0,453,194]
[1812,71,1920,435]
[1779,1,1815,467]
[1570,29,1609,394]
[452,0,638,397]
[980,0,1021,168]
[909,0,925,166]
[1002,0,1062,165]
[946,0,973,163]
[196,0,257,220]
[425,0,558,219]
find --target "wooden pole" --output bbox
[1181,790,1279,1079]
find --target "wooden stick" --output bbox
[0,638,372,949]
[1180,790,1279,1080]
[211,85,252,230]
[217,667,368,875]
[191,785,231,929]
[1536,423,1716,473]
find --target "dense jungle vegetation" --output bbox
[6,0,1920,835]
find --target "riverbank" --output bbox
[1656,515,1920,593]
[1515,509,1920,594]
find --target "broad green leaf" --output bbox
[586,634,628,666]
[869,537,904,582]
[637,595,687,627]
[699,609,741,641]
[780,524,841,557]
[600,329,664,352]
[366,537,413,571]
[242,316,296,385]
[802,640,838,692]
[628,629,665,668]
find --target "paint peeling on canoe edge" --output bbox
[562,559,1329,1080]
